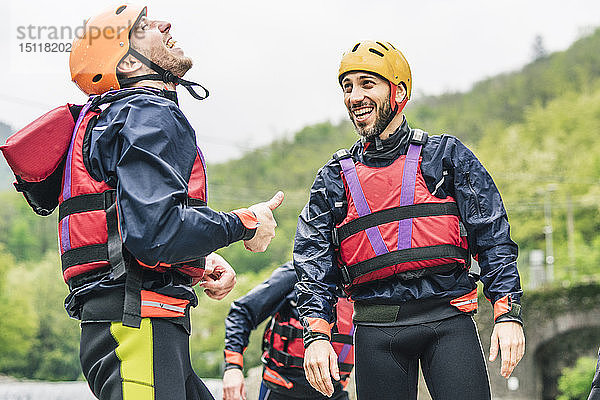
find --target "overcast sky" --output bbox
[1,0,599,162]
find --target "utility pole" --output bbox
[543,185,557,283]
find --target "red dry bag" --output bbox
[0,104,82,215]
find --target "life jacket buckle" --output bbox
[340,266,351,285]
[332,149,352,162]
[332,227,340,247]
[410,129,428,146]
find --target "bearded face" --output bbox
[348,96,394,138]
[130,16,193,78]
[342,72,396,138]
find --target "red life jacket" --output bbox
[333,130,469,289]
[262,297,355,385]
[58,92,207,286]
[2,88,208,327]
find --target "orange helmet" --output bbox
[70,4,146,95]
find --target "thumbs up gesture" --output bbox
[244,191,284,252]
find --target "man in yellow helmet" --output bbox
[7,4,284,400]
[293,41,525,399]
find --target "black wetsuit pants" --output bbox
[80,318,214,400]
[354,314,491,400]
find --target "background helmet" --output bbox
[69,4,146,95]
[338,40,412,100]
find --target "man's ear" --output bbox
[395,83,407,103]
[117,55,143,75]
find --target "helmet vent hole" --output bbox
[92,74,103,83]
[352,43,360,52]
[116,5,127,15]
[368,48,385,57]
[388,43,397,50]
[376,42,388,51]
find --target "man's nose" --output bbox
[157,21,171,33]
[348,86,365,104]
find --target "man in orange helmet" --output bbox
[52,4,283,400]
[294,41,525,399]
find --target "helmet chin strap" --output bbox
[379,82,408,135]
[118,48,209,101]
[389,82,408,117]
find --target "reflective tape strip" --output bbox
[140,300,186,314]
[452,299,477,308]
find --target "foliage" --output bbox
[0,251,80,380]
[0,191,57,262]
[190,267,273,378]
[0,26,600,382]
[557,356,597,400]
[405,27,600,144]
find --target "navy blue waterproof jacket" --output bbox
[293,118,522,339]
[65,88,253,318]
[224,263,348,397]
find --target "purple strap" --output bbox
[60,100,94,253]
[337,324,355,363]
[339,157,388,256]
[397,143,422,250]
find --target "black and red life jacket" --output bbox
[333,130,469,289]
[2,88,208,327]
[262,297,354,387]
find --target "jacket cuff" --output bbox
[493,295,522,324]
[304,317,332,338]
[303,332,331,349]
[232,209,258,240]
[224,363,243,371]
[224,350,244,369]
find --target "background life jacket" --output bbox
[2,88,207,327]
[333,130,469,290]
[262,297,354,386]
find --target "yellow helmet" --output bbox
[338,40,412,100]
[70,4,146,95]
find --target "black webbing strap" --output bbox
[61,244,108,273]
[333,202,460,246]
[59,191,115,221]
[267,348,353,373]
[272,322,352,344]
[187,198,207,207]
[104,193,142,328]
[340,244,469,285]
[331,333,353,345]
[122,263,144,328]
[105,193,125,279]
[268,348,304,368]
[272,323,303,340]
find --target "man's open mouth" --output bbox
[352,106,374,123]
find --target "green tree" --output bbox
[557,356,596,400]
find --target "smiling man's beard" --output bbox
[149,43,193,78]
[349,99,394,138]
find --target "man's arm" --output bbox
[450,138,525,378]
[223,263,297,369]
[293,166,344,396]
[93,96,281,266]
[222,263,297,400]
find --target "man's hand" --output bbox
[489,321,525,378]
[304,339,339,397]
[222,368,246,400]
[244,191,284,252]
[199,253,236,300]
